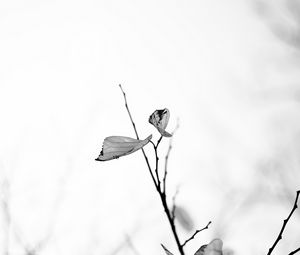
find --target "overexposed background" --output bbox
[0,0,300,254]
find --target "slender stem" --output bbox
[289,247,300,255]
[157,136,163,147]
[267,190,300,255]
[150,139,163,191]
[181,221,212,248]
[119,85,139,140]
[160,192,185,255]
[119,85,158,190]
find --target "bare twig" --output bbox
[267,190,300,255]
[160,192,184,255]
[150,140,161,190]
[157,135,163,148]
[181,221,212,248]
[119,85,140,140]
[119,85,158,190]
[289,247,300,255]
[150,135,163,191]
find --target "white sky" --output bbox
[0,1,300,254]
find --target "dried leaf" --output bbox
[95,135,152,161]
[194,239,223,255]
[149,108,172,137]
[161,244,174,255]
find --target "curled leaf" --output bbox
[161,244,174,255]
[95,135,152,161]
[195,239,223,255]
[149,108,172,137]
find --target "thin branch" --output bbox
[119,84,158,189]
[150,141,161,190]
[267,190,300,255]
[289,247,300,255]
[181,221,212,248]
[119,84,140,139]
[156,136,163,190]
[160,192,184,255]
[157,135,163,147]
